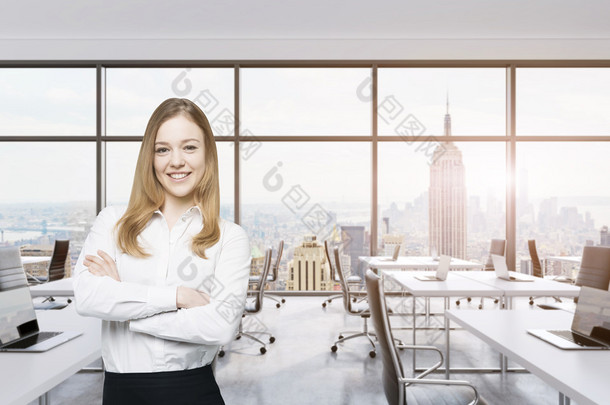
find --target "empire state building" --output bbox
[428,100,467,259]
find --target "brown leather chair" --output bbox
[365,270,485,405]
[219,247,275,357]
[27,240,71,310]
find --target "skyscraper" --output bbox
[286,235,333,291]
[601,226,610,246]
[428,98,467,259]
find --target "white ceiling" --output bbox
[1,0,609,40]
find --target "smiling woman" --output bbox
[72,98,251,405]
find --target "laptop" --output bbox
[491,254,534,282]
[527,286,610,350]
[378,244,401,262]
[415,255,451,281]
[0,248,81,352]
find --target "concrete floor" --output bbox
[28,295,574,405]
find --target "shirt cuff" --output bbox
[147,285,178,312]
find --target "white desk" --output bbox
[20,256,52,265]
[445,310,608,405]
[29,278,74,298]
[360,256,484,270]
[383,270,502,374]
[454,271,580,308]
[1,306,101,405]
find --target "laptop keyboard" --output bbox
[2,331,62,349]
[548,330,607,347]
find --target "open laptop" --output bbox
[415,255,451,281]
[378,244,401,262]
[491,254,533,282]
[0,248,81,352]
[527,286,610,350]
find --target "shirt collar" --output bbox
[152,205,202,219]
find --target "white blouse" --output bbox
[72,205,251,373]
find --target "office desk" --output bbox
[454,271,580,308]
[360,256,483,271]
[20,256,52,265]
[1,306,101,405]
[29,278,74,298]
[383,270,502,374]
[445,310,608,405]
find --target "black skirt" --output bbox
[102,365,225,405]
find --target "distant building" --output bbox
[601,226,610,246]
[286,235,333,291]
[428,99,467,259]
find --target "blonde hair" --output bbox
[116,98,220,259]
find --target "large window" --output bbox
[1,64,608,290]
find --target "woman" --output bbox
[73,98,251,404]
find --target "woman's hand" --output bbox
[176,286,210,309]
[84,250,121,282]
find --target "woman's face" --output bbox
[153,115,206,206]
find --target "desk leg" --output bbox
[445,297,450,380]
[38,392,49,405]
[412,295,416,373]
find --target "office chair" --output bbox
[528,239,562,306]
[329,245,378,358]
[321,240,366,308]
[219,248,275,357]
[26,240,71,310]
[249,240,285,308]
[574,246,610,300]
[456,239,505,309]
[365,270,485,405]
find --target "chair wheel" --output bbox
[322,302,327,308]
[455,300,460,306]
[338,335,344,339]
[260,347,266,355]
[352,297,357,302]
[236,335,241,340]
[67,298,72,303]
[269,336,275,344]
[331,345,338,352]
[529,300,534,305]
[281,298,286,303]
[478,305,483,310]
[369,350,376,358]
[276,303,281,308]
[467,297,472,302]
[218,350,225,357]
[494,299,499,304]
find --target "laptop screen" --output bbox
[0,264,38,346]
[572,286,610,343]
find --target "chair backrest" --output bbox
[575,246,610,290]
[0,247,29,291]
[330,245,356,313]
[268,240,284,282]
[485,239,506,271]
[365,270,404,405]
[250,248,273,313]
[324,240,336,282]
[48,240,70,282]
[528,240,544,278]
